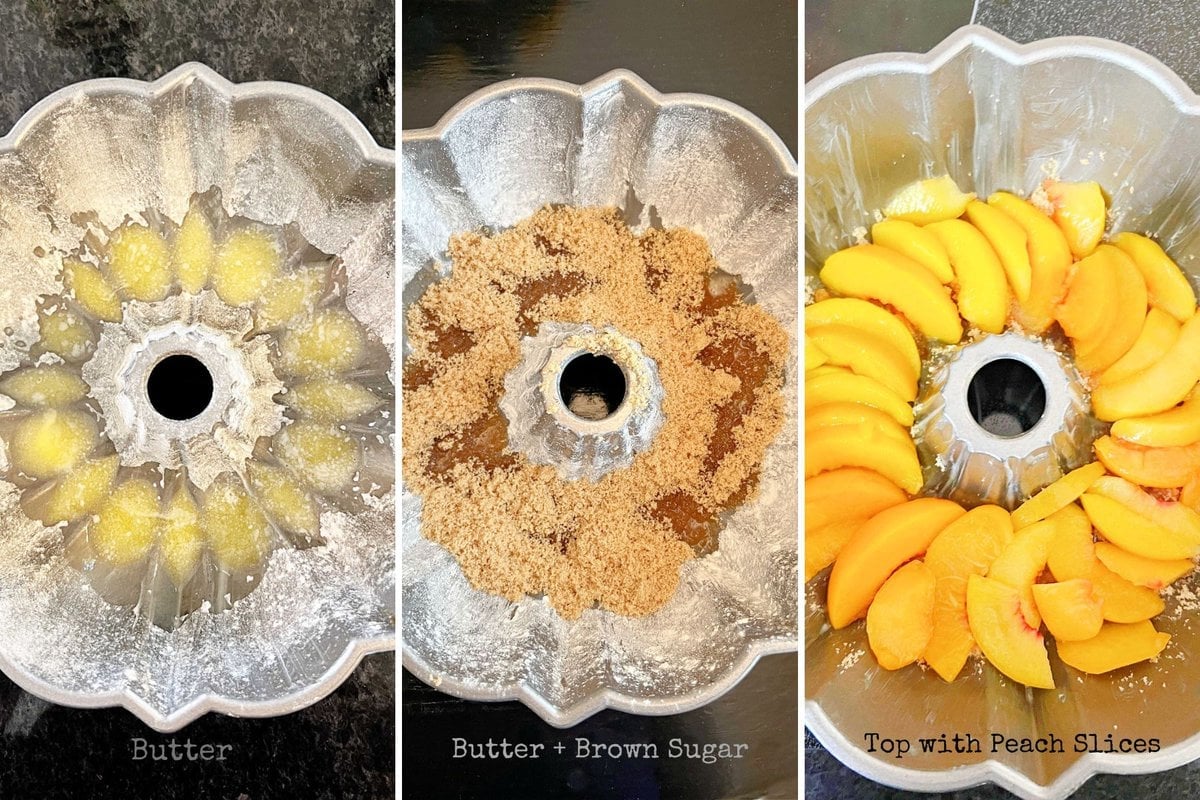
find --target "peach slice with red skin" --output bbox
[1010,462,1105,530]
[966,574,1054,689]
[1082,476,1200,560]
[1112,232,1196,323]
[805,423,924,495]
[1092,309,1200,421]
[1100,307,1180,386]
[1093,541,1194,590]
[987,191,1072,333]
[1072,246,1147,374]
[1056,620,1171,675]
[826,498,966,629]
[1093,434,1200,488]
[1042,179,1107,259]
[988,516,1058,628]
[922,504,1014,682]
[1032,579,1104,642]
[867,560,936,670]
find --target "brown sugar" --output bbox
[402,206,788,618]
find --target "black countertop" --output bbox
[402,2,798,799]
[0,2,395,798]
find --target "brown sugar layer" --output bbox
[402,206,788,619]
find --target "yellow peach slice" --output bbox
[255,265,330,331]
[963,199,1032,303]
[925,218,1009,334]
[0,365,88,407]
[274,421,361,495]
[806,402,911,446]
[204,476,273,571]
[62,259,123,322]
[37,305,93,363]
[881,175,975,225]
[1046,519,1165,623]
[819,244,963,343]
[987,517,1055,628]
[1111,388,1200,447]
[1093,435,1200,488]
[826,498,965,628]
[106,224,172,302]
[1092,312,1200,421]
[805,423,923,494]
[1056,248,1117,344]
[804,297,921,377]
[805,367,914,427]
[212,229,282,307]
[1010,462,1105,530]
[1184,472,1200,513]
[1056,620,1171,675]
[1112,232,1196,323]
[89,479,160,566]
[922,504,1014,682]
[284,379,384,423]
[867,560,936,670]
[247,461,321,538]
[173,208,216,293]
[805,468,908,533]
[966,574,1054,689]
[1094,541,1193,590]
[159,486,204,585]
[1042,180,1106,259]
[1032,580,1103,642]
[869,218,954,284]
[278,308,368,378]
[1100,307,1181,386]
[34,454,119,525]
[805,324,917,402]
[1046,506,1096,582]
[808,518,866,583]
[10,408,97,478]
[1073,246,1147,374]
[805,335,827,371]
[987,192,1073,333]
[1081,477,1200,560]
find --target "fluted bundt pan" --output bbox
[807,26,1200,799]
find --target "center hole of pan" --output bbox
[559,353,626,421]
[147,354,214,421]
[967,357,1046,438]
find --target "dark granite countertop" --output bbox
[0,2,394,798]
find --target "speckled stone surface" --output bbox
[0,1,394,797]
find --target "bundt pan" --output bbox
[402,70,797,726]
[0,64,395,731]
[807,26,1200,799]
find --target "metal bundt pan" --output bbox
[402,70,797,727]
[0,64,395,731]
[807,25,1200,799]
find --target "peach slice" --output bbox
[1010,462,1105,530]
[988,517,1056,628]
[1094,541,1194,590]
[867,560,936,670]
[804,297,921,377]
[819,244,963,343]
[1100,307,1180,386]
[1046,519,1166,623]
[1055,248,1117,344]
[1092,312,1200,421]
[806,402,911,445]
[882,175,975,225]
[1111,388,1200,447]
[869,218,954,284]
[1046,505,1096,582]
[987,191,1072,333]
[806,423,923,494]
[925,218,1010,334]
[1093,434,1200,488]
[805,367,914,427]
[1042,179,1106,259]
[966,574,1054,689]
[1112,232,1196,323]
[1031,580,1104,642]
[963,199,1032,302]
[1183,473,1200,513]
[805,335,827,371]
[922,504,1014,682]
[1073,246,1147,374]
[805,468,908,532]
[826,498,965,628]
[807,517,870,583]
[1082,476,1200,560]
[1056,620,1171,675]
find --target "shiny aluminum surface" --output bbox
[807,25,1200,799]
[402,70,798,727]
